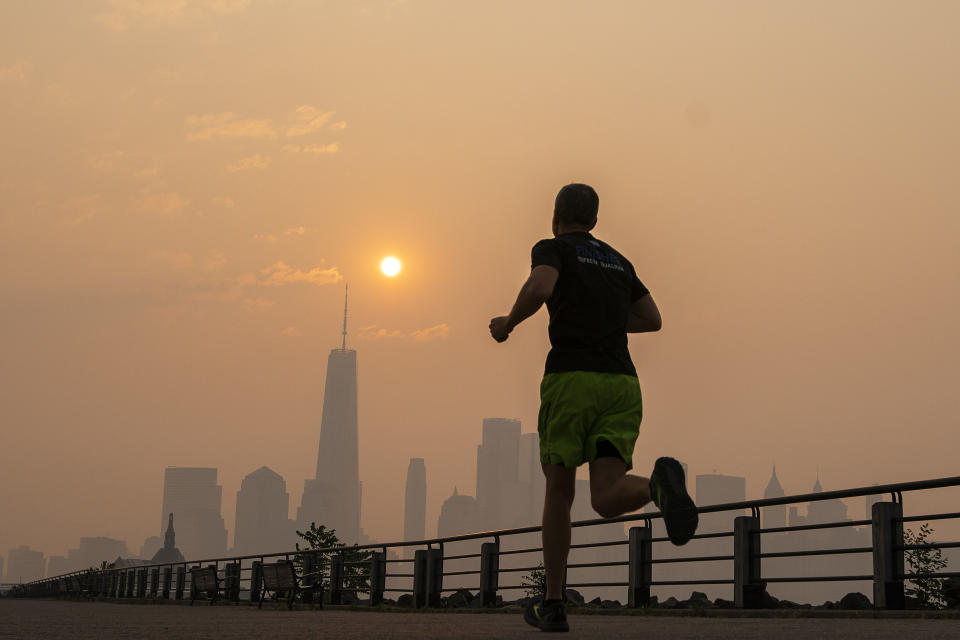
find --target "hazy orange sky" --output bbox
[2,1,959,561]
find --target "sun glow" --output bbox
[380,256,402,277]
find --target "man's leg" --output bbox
[541,462,576,600]
[588,456,651,518]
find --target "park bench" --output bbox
[258,559,323,610]
[190,565,223,605]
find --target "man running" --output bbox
[489,183,698,632]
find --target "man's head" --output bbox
[553,183,598,236]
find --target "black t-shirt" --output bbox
[531,232,650,377]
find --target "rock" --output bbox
[600,599,621,609]
[778,599,801,609]
[468,594,482,608]
[588,597,603,607]
[660,596,681,609]
[445,589,473,608]
[648,595,659,608]
[713,598,735,609]
[341,592,358,605]
[685,591,712,608]
[944,577,960,608]
[397,593,413,608]
[760,590,780,609]
[564,589,585,607]
[839,592,872,610]
[381,597,396,606]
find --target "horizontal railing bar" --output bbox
[648,554,734,564]
[442,571,481,576]
[499,547,542,556]
[566,561,629,569]
[764,575,873,583]
[568,540,630,550]
[899,571,960,580]
[759,519,871,534]
[498,567,541,574]
[385,573,414,578]
[443,553,482,560]
[384,559,414,563]
[382,588,414,593]
[759,546,873,559]
[899,512,960,523]
[649,579,735,585]
[898,541,960,551]
[564,582,629,588]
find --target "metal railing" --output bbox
[12,475,960,609]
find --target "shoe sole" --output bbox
[523,606,569,632]
[653,457,698,546]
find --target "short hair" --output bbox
[554,183,599,226]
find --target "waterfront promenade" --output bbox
[2,600,959,640]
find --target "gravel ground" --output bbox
[2,599,960,639]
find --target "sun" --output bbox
[380,256,402,277]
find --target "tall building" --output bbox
[0,555,4,580]
[437,487,480,537]
[475,418,521,529]
[7,546,44,583]
[299,286,362,543]
[762,465,786,529]
[234,466,291,555]
[160,467,227,560]
[403,458,427,543]
[695,472,747,533]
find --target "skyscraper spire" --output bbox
[341,282,349,350]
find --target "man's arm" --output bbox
[627,293,662,333]
[489,265,559,343]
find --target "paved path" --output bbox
[2,600,959,639]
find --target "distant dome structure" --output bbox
[151,513,186,564]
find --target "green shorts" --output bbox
[538,371,642,470]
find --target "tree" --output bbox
[295,522,373,595]
[904,523,948,609]
[522,562,546,600]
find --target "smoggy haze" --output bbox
[1,1,958,561]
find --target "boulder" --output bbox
[468,594,482,608]
[760,590,780,609]
[564,589,585,607]
[839,592,872,610]
[685,591,712,608]
[660,596,681,609]
[397,593,413,608]
[713,598,735,609]
[600,599,621,609]
[588,597,603,607]
[445,589,474,608]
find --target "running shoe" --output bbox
[650,457,698,545]
[524,598,569,632]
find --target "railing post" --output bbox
[479,542,499,607]
[426,548,443,608]
[369,551,386,606]
[225,562,240,603]
[149,568,159,597]
[125,570,135,598]
[413,549,428,608]
[301,554,316,603]
[249,561,262,604]
[137,568,148,598]
[117,572,125,598]
[872,501,905,609]
[162,567,172,599]
[329,554,344,605]
[175,566,186,601]
[734,515,763,608]
[628,526,653,608]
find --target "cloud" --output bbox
[280,326,301,337]
[258,261,342,287]
[96,0,249,30]
[358,323,451,343]
[212,196,235,208]
[86,150,126,170]
[252,233,278,243]
[136,191,190,215]
[284,226,308,235]
[328,120,347,131]
[186,112,277,141]
[226,153,271,172]
[410,323,451,342]
[282,142,340,154]
[285,106,335,137]
[0,60,32,83]
[145,249,194,270]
